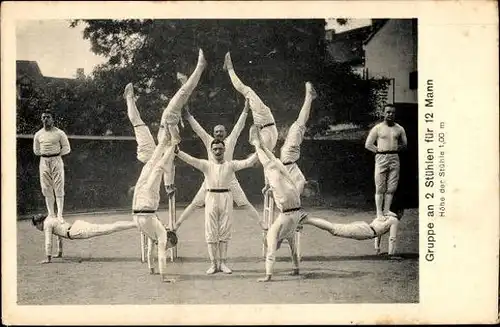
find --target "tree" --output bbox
[316,62,390,125]
[71,19,327,131]
[60,19,387,137]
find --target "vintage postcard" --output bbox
[2,0,498,325]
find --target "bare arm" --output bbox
[59,131,71,156]
[177,151,208,173]
[364,126,379,153]
[398,126,408,151]
[231,153,258,171]
[33,132,41,156]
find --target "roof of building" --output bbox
[16,60,44,80]
[362,19,390,45]
[17,60,79,84]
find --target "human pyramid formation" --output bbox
[32,49,403,283]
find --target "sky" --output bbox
[325,18,372,32]
[16,20,107,78]
[16,19,372,79]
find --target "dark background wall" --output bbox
[17,106,418,218]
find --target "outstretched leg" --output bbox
[124,83,145,126]
[224,52,252,97]
[280,81,316,156]
[124,83,156,163]
[296,81,317,126]
[230,179,265,229]
[303,216,375,240]
[175,183,205,230]
[279,82,317,193]
[301,216,336,236]
[160,49,207,144]
[71,220,138,239]
[92,221,138,236]
[224,51,271,114]
[224,52,277,151]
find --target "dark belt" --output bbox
[133,210,157,214]
[376,151,398,154]
[207,189,230,193]
[370,225,377,237]
[262,122,275,129]
[66,228,72,240]
[133,123,146,128]
[282,161,296,166]
[282,207,302,213]
[41,153,61,158]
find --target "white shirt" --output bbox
[33,127,71,156]
[43,217,71,256]
[264,160,301,211]
[186,111,248,162]
[132,159,163,211]
[177,151,257,189]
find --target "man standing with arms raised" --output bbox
[175,139,259,275]
[175,75,261,232]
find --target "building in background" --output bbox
[325,19,417,109]
[16,60,83,100]
[363,19,418,106]
[325,25,373,77]
[16,60,85,134]
[363,19,419,210]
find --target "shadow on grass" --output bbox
[54,252,418,264]
[55,256,142,263]
[170,267,371,281]
[302,253,419,262]
[174,253,419,264]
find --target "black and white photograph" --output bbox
[3,1,498,325]
[16,16,419,304]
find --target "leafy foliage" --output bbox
[19,19,387,137]
[72,19,327,132]
[313,62,390,127]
